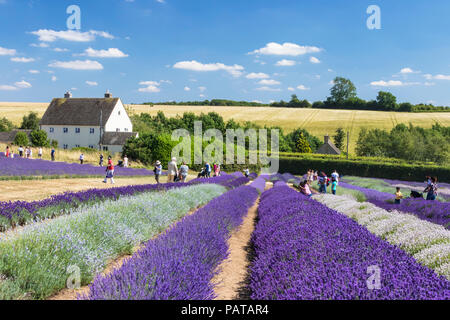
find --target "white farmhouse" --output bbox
[39,91,138,154]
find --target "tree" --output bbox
[333,128,345,151]
[376,91,397,111]
[30,130,50,147]
[14,131,29,146]
[296,133,312,153]
[0,117,14,132]
[328,77,357,105]
[20,112,40,131]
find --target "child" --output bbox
[395,187,403,204]
[331,178,338,195]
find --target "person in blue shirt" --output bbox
[205,163,211,178]
[331,178,338,195]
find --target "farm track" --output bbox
[48,202,209,300]
[212,197,260,300]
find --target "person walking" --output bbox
[79,153,84,165]
[5,146,10,158]
[331,177,338,195]
[168,157,178,183]
[154,160,162,184]
[123,155,129,168]
[331,170,340,183]
[214,163,221,177]
[38,147,43,159]
[51,147,55,161]
[395,187,403,204]
[179,161,189,183]
[18,146,24,158]
[28,147,33,159]
[213,163,218,177]
[103,157,115,184]
[244,168,250,178]
[99,154,104,167]
[318,172,327,194]
[25,147,30,159]
[424,177,438,201]
[205,162,211,178]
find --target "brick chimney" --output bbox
[64,91,72,98]
[324,135,329,144]
[104,90,112,98]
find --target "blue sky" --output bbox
[0,0,450,105]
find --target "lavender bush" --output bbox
[0,156,153,178]
[81,185,259,300]
[248,186,450,300]
[250,177,266,193]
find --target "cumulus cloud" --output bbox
[198,86,206,92]
[138,80,170,93]
[30,29,114,42]
[424,74,450,80]
[246,72,270,79]
[11,57,35,63]
[14,80,32,88]
[0,46,16,56]
[49,60,103,70]
[30,42,49,48]
[29,70,40,74]
[400,67,414,74]
[309,56,321,64]
[184,86,191,91]
[86,81,98,86]
[0,85,18,91]
[255,86,282,92]
[275,59,296,67]
[82,47,129,58]
[51,76,57,82]
[370,80,419,87]
[249,42,322,56]
[297,85,310,90]
[173,60,244,77]
[258,79,281,86]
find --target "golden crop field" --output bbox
[1,102,449,153]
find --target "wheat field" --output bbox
[1,102,449,153]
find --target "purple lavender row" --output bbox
[0,175,240,231]
[250,177,266,193]
[80,185,259,300]
[340,182,450,229]
[248,186,449,300]
[0,155,154,178]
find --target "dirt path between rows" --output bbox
[211,198,260,300]
[48,203,205,300]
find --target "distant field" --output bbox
[1,102,449,153]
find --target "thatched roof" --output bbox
[101,132,138,146]
[39,98,119,126]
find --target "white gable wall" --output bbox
[104,100,133,133]
[41,125,101,150]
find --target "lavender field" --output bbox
[0,155,153,178]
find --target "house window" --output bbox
[75,128,81,134]
[63,128,68,133]
[63,144,68,150]
[103,146,109,151]
[89,145,94,149]
[75,144,80,148]
[118,111,121,115]
[90,128,95,134]
[116,128,120,132]
[124,128,129,132]
[49,128,54,133]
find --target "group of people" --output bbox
[162,157,190,183]
[4,145,45,160]
[299,169,340,196]
[395,176,439,204]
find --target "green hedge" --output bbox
[277,156,450,182]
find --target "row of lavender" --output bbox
[0,155,154,178]
[339,181,450,229]
[248,186,449,299]
[0,175,241,232]
[81,184,259,300]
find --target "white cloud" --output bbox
[11,57,35,63]
[82,47,128,58]
[249,42,322,56]
[246,72,270,79]
[199,94,205,98]
[424,82,435,86]
[255,86,282,92]
[310,56,321,64]
[86,81,98,86]
[14,80,32,88]
[297,85,310,91]
[424,74,450,80]
[30,42,49,48]
[53,48,69,52]
[49,60,103,70]
[173,60,244,77]
[30,29,114,42]
[400,67,414,74]
[139,85,160,93]
[0,85,18,91]
[328,69,334,72]
[0,46,16,56]
[29,70,40,74]
[184,86,191,91]
[288,87,295,91]
[51,76,57,82]
[198,86,206,92]
[370,80,419,87]
[138,80,167,93]
[258,79,281,86]
[275,59,296,67]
